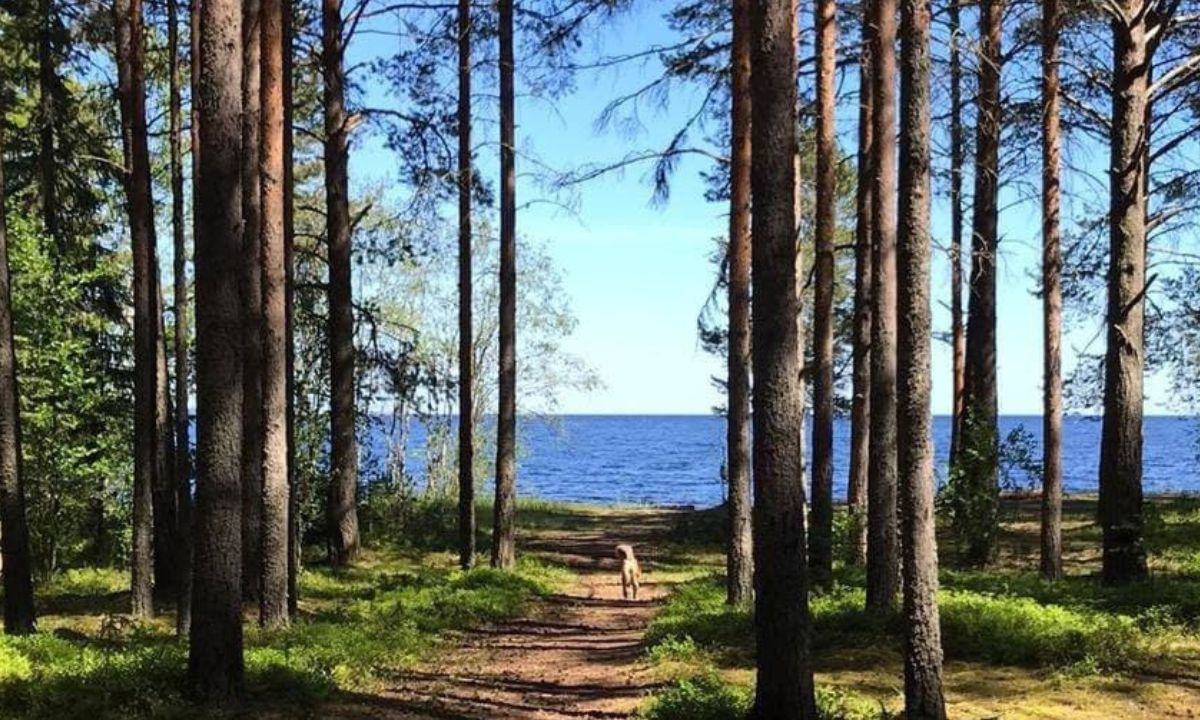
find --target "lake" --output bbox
[366,415,1200,508]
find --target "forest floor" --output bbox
[319,497,1200,719]
[318,507,690,719]
[5,498,1200,719]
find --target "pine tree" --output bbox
[749,0,818,714]
[725,0,753,606]
[188,0,246,699]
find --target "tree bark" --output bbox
[959,0,1003,566]
[725,0,753,607]
[492,0,517,571]
[1040,0,1063,581]
[173,0,195,638]
[189,0,245,700]
[180,0,204,638]
[242,0,264,598]
[284,0,300,617]
[1099,0,1150,586]
[897,0,947,712]
[259,0,290,627]
[847,0,873,568]
[808,0,837,588]
[866,0,900,611]
[0,124,38,637]
[323,0,360,568]
[154,266,178,602]
[115,0,158,620]
[948,0,965,463]
[457,0,476,571]
[749,0,818,715]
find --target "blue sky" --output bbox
[348,1,1176,416]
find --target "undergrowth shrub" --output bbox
[641,672,884,720]
[643,575,752,655]
[938,591,1147,670]
[647,575,1159,673]
[0,561,556,719]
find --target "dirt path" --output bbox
[324,510,679,719]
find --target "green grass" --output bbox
[644,574,1163,672]
[0,554,563,719]
[641,495,1200,717]
[640,672,885,720]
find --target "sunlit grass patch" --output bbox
[1,554,557,719]
[39,568,128,598]
[645,574,1169,673]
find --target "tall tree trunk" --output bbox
[37,0,60,253]
[242,0,264,597]
[116,0,158,620]
[323,0,360,568]
[948,0,965,462]
[866,0,900,611]
[0,124,38,637]
[897,0,947,713]
[491,0,517,571]
[808,0,837,588]
[959,0,1002,567]
[725,0,753,607]
[172,0,194,637]
[284,0,300,618]
[847,0,874,568]
[259,0,290,626]
[1040,0,1063,581]
[189,0,245,699]
[749,0,817,715]
[154,269,178,602]
[457,0,476,571]
[1099,0,1150,586]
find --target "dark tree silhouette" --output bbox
[457,0,476,571]
[947,0,965,462]
[492,0,518,571]
[0,121,37,637]
[808,0,838,588]
[323,0,360,568]
[958,0,1003,566]
[168,0,194,636]
[115,0,157,620]
[154,267,178,602]
[725,0,754,607]
[847,0,874,568]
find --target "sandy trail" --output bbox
[324,510,679,719]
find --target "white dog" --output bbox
[615,543,642,600]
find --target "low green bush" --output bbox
[641,673,751,720]
[647,574,1160,673]
[938,590,1146,670]
[641,673,883,720]
[643,576,752,657]
[0,561,556,719]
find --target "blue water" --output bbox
[368,415,1199,508]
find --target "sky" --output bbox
[348,1,1178,417]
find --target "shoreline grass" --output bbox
[638,494,1200,719]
